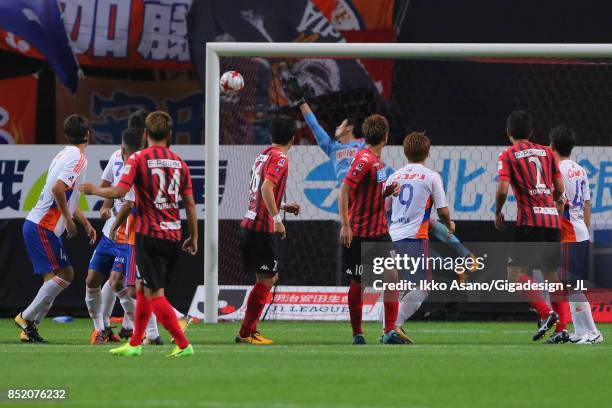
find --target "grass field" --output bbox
[1,319,611,408]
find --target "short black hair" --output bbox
[549,125,576,157]
[345,115,361,136]
[128,109,149,130]
[506,110,533,140]
[122,127,143,153]
[270,115,296,145]
[361,114,389,146]
[63,114,89,144]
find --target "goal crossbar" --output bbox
[203,42,612,323]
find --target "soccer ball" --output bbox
[219,71,244,95]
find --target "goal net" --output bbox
[203,43,612,323]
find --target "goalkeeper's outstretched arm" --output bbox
[299,103,333,155]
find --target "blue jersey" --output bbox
[304,112,365,184]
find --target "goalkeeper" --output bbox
[282,76,472,254]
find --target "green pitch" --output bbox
[1,319,611,408]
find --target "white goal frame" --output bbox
[203,42,612,323]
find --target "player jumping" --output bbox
[81,111,198,357]
[236,116,300,345]
[549,125,603,344]
[386,132,455,341]
[495,110,569,342]
[16,114,96,342]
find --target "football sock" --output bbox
[515,274,551,320]
[34,301,54,324]
[116,287,135,330]
[145,313,160,340]
[569,301,584,336]
[551,300,570,332]
[22,276,70,321]
[100,280,116,327]
[151,296,189,349]
[383,289,399,334]
[348,281,363,336]
[239,282,270,338]
[85,286,105,331]
[130,290,152,347]
[395,289,428,327]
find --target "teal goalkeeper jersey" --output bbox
[304,112,365,185]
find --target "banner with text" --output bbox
[0,145,610,224]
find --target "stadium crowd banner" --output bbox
[0,75,37,144]
[0,145,611,224]
[55,77,203,145]
[0,0,193,70]
[188,285,382,321]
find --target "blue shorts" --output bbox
[393,238,430,281]
[23,220,71,275]
[561,240,589,283]
[89,235,130,275]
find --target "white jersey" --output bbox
[26,146,87,237]
[385,163,447,241]
[559,159,590,242]
[100,149,136,244]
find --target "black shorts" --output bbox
[509,226,561,271]
[342,234,391,282]
[135,234,180,290]
[240,228,280,275]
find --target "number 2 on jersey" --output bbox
[152,168,181,204]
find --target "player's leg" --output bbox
[381,236,400,341]
[236,229,278,345]
[341,236,366,344]
[85,238,115,344]
[17,221,72,342]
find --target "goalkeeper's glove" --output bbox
[281,75,312,105]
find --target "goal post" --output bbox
[203,42,612,323]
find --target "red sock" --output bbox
[348,281,363,336]
[516,274,551,320]
[239,282,270,338]
[129,290,152,347]
[384,299,399,334]
[552,300,570,332]
[150,296,189,349]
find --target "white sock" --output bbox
[173,307,184,319]
[85,287,105,331]
[395,290,428,327]
[146,313,160,340]
[116,287,135,330]
[100,280,116,328]
[575,301,598,334]
[34,301,53,324]
[569,301,584,336]
[22,276,70,321]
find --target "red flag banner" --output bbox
[0,75,37,144]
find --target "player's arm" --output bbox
[181,194,198,255]
[494,181,509,231]
[431,173,454,234]
[584,200,591,232]
[74,207,96,244]
[300,103,333,155]
[81,183,128,199]
[99,180,113,220]
[109,200,133,241]
[552,176,565,215]
[338,182,352,247]
[51,179,78,238]
[261,179,286,239]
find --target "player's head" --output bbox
[270,115,296,146]
[362,114,389,147]
[335,116,359,141]
[63,114,90,145]
[549,125,576,158]
[121,127,144,160]
[144,111,172,144]
[128,108,149,131]
[403,131,431,163]
[506,110,533,141]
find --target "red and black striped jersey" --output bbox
[118,145,193,242]
[497,140,561,229]
[343,148,388,237]
[241,146,288,233]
